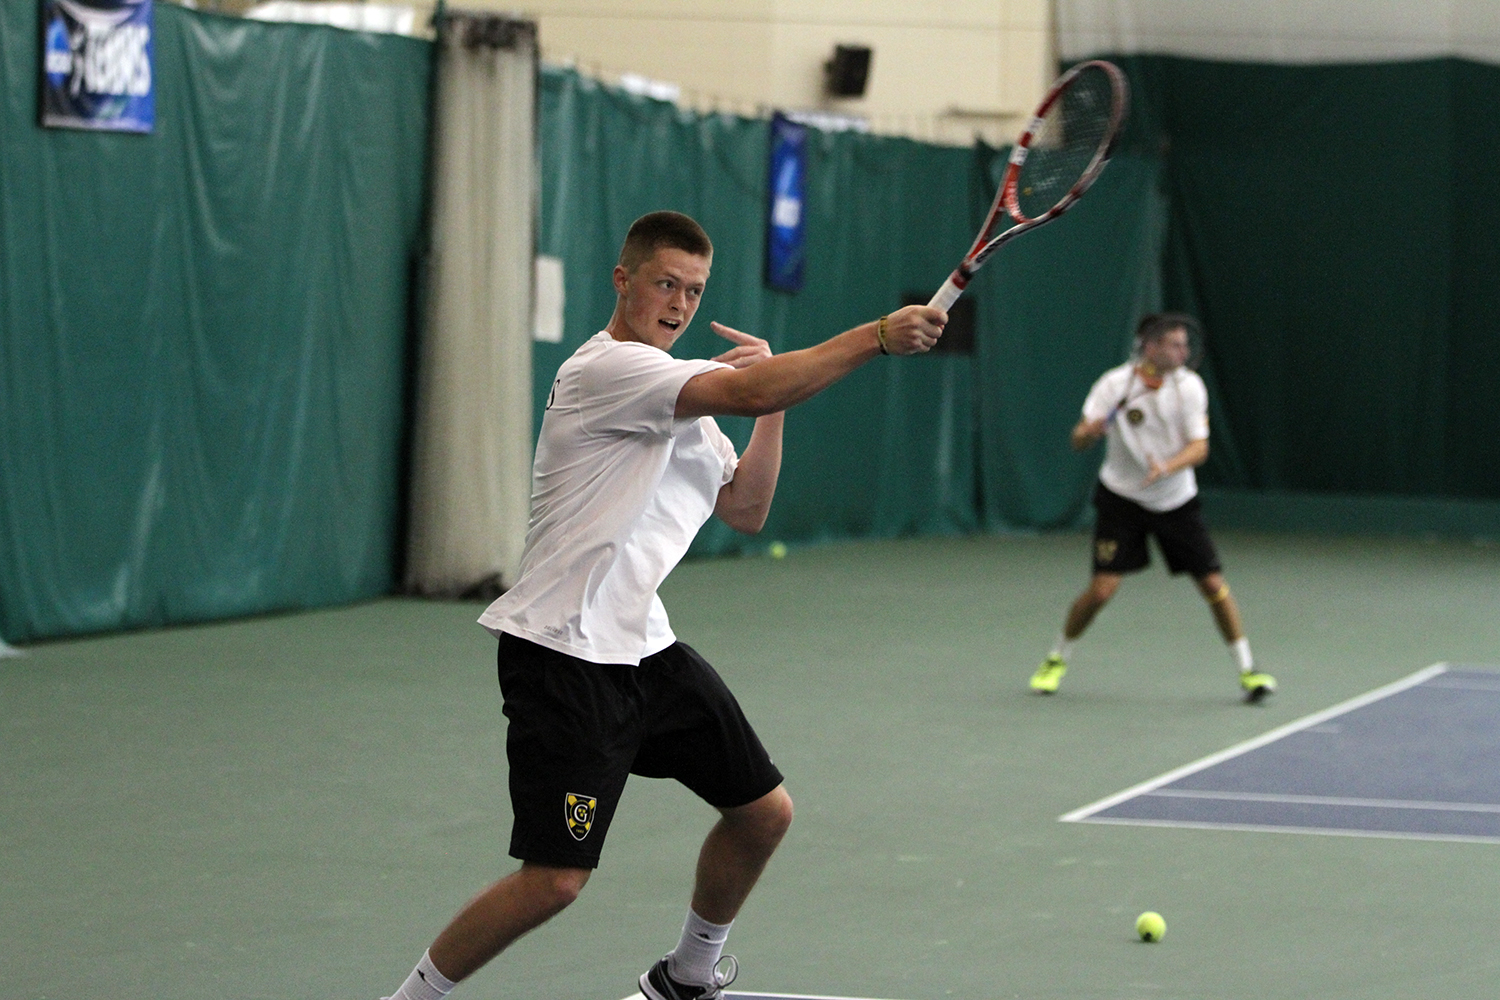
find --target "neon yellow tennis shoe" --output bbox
[1240,670,1276,703]
[1030,654,1067,694]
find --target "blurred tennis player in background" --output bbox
[1031,313,1276,704]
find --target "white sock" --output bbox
[1231,637,1253,673]
[385,950,457,1000]
[666,909,732,986]
[1052,633,1075,661]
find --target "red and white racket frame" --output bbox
[928,59,1130,312]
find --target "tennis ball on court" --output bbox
[769,541,788,559]
[1136,911,1166,942]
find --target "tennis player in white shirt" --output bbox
[1030,313,1276,704]
[379,211,947,1000]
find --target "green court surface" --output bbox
[5,532,1500,1000]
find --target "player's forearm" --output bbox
[1071,418,1105,450]
[678,307,945,419]
[1161,438,1209,474]
[715,413,784,533]
[686,325,880,418]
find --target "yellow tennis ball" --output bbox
[1136,911,1166,942]
[769,541,787,560]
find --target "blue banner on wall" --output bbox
[40,0,154,133]
[765,112,808,292]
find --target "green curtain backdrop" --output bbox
[1109,54,1500,502]
[0,5,431,642]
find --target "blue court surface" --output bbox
[1063,663,1500,843]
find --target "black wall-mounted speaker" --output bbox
[824,45,872,97]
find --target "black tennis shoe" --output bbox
[639,954,738,1000]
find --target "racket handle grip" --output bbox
[927,275,964,312]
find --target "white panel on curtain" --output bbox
[405,13,537,597]
[1059,0,1500,64]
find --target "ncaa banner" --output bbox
[40,0,155,133]
[764,112,807,293]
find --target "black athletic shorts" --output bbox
[1090,482,1222,577]
[495,632,784,869]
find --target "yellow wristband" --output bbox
[877,315,890,355]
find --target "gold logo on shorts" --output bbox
[1126,408,1145,425]
[565,793,597,841]
[1095,539,1118,563]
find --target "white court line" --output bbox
[1144,788,1500,813]
[1060,662,1451,823]
[1078,814,1500,846]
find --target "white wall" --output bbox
[1059,0,1500,63]
[491,0,1056,145]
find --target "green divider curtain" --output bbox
[1109,54,1500,502]
[0,5,430,641]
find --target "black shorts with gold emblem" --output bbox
[495,632,784,869]
[1090,481,1222,578]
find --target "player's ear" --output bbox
[612,264,630,296]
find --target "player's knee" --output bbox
[524,864,591,911]
[1089,576,1121,604]
[763,787,794,842]
[729,786,794,852]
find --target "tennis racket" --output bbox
[928,60,1129,311]
[1105,365,1142,426]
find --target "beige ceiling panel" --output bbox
[769,0,1003,30]
[541,15,776,104]
[770,22,1005,114]
[1003,0,1051,31]
[518,0,776,19]
[1003,27,1052,109]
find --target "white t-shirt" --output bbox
[1082,362,1209,513]
[478,333,738,665]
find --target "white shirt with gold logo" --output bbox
[1082,362,1209,513]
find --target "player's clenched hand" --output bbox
[881,304,947,356]
[709,321,774,368]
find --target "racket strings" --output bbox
[1013,66,1117,222]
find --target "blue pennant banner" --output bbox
[40,0,155,133]
[764,112,808,293]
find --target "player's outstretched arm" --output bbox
[675,305,946,419]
